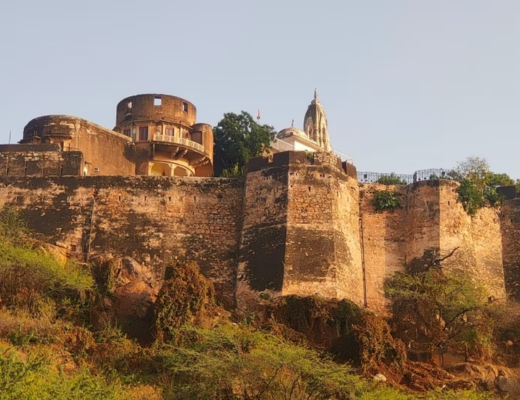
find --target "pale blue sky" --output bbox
[1,0,519,175]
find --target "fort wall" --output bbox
[236,154,291,309]
[0,152,513,312]
[0,176,244,301]
[406,181,442,264]
[237,152,364,308]
[359,184,407,312]
[500,198,520,301]
[0,144,82,177]
[439,180,505,299]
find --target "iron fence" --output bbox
[357,172,414,184]
[358,168,456,185]
[413,168,454,182]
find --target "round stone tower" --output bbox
[114,94,213,177]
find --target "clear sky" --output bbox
[1,0,519,176]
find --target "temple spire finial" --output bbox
[291,119,294,127]
[314,88,317,100]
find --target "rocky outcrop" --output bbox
[91,256,162,341]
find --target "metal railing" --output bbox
[153,133,204,153]
[413,168,454,182]
[357,172,414,184]
[358,168,457,184]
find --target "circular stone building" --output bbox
[19,93,214,177]
[113,94,213,177]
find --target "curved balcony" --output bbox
[153,133,204,153]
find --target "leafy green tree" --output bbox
[213,111,277,176]
[456,179,485,216]
[484,172,514,187]
[385,249,493,361]
[453,157,511,215]
[377,173,408,185]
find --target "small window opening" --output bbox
[127,101,132,109]
[144,196,147,201]
[194,196,197,202]
[123,129,131,137]
[71,245,77,252]
[448,201,451,205]
[308,186,311,192]
[139,126,149,141]
[154,97,162,106]
[169,196,172,201]
[118,196,121,202]
[182,102,188,112]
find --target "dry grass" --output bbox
[0,308,60,342]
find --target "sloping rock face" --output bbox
[91,256,162,341]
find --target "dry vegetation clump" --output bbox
[153,261,217,341]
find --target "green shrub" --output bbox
[0,348,124,400]
[374,191,401,212]
[386,260,492,360]
[0,241,93,317]
[154,262,214,341]
[456,179,485,216]
[483,187,503,206]
[377,173,408,185]
[221,163,245,178]
[0,205,28,241]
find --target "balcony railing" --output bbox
[153,133,204,153]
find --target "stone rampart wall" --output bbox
[359,184,407,312]
[500,198,520,301]
[0,176,244,301]
[0,154,512,311]
[439,180,505,299]
[0,144,82,177]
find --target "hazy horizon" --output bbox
[1,0,519,176]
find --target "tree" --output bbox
[455,156,491,185]
[452,157,511,215]
[213,111,277,177]
[484,172,514,187]
[385,249,493,362]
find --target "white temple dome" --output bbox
[276,127,308,140]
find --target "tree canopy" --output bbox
[451,157,514,215]
[213,111,277,177]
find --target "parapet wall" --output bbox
[0,144,82,177]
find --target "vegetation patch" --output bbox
[386,249,494,363]
[374,190,401,212]
[154,262,215,341]
[377,173,408,185]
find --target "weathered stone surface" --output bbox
[0,175,243,304]
[500,198,520,301]
[0,151,514,313]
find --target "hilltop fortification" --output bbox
[0,92,517,321]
